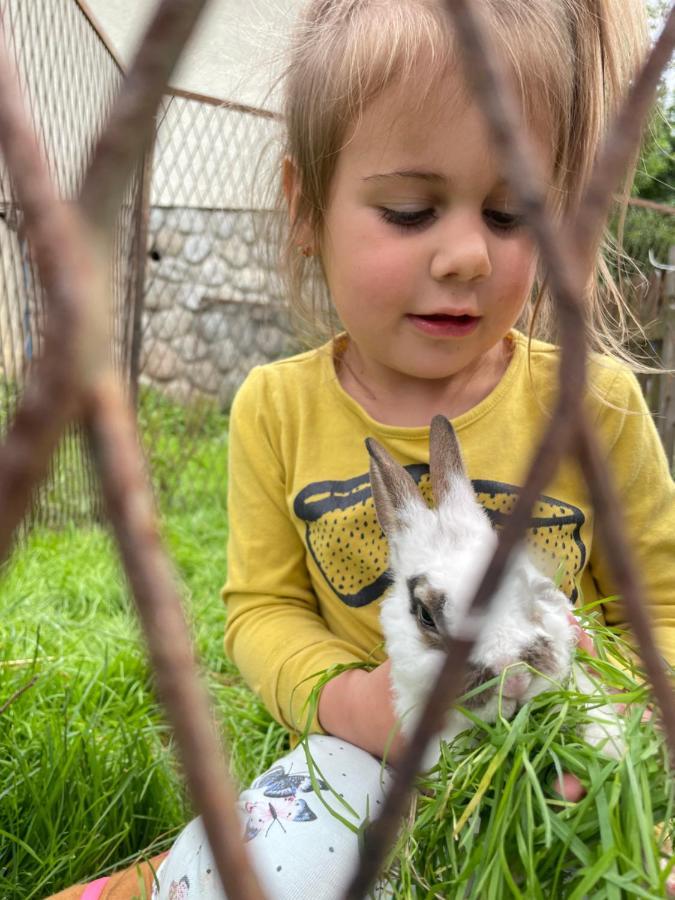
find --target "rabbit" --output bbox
[366,414,623,769]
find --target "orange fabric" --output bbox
[46,853,168,900]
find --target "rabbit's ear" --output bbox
[366,438,425,537]
[429,415,468,506]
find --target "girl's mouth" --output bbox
[406,313,480,337]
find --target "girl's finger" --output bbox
[566,610,596,656]
[577,629,596,656]
[615,702,653,724]
[660,857,675,897]
[565,610,605,688]
[551,772,586,803]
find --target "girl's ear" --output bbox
[282,156,314,252]
[282,156,300,218]
[366,438,425,538]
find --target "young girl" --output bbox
[55,0,675,897]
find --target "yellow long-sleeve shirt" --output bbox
[223,330,675,735]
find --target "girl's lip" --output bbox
[406,313,481,337]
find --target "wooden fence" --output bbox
[638,244,675,465]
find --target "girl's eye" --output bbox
[415,602,437,631]
[378,207,436,231]
[483,208,524,233]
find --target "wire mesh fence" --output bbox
[0,0,294,526]
[143,98,289,410]
[139,90,294,507]
[0,0,143,528]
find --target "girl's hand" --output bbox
[550,611,596,802]
[318,659,406,766]
[567,609,596,657]
[558,614,675,896]
[552,612,651,799]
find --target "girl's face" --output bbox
[319,75,544,387]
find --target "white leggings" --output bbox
[153,736,394,899]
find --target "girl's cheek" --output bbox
[496,245,538,297]
[342,244,413,296]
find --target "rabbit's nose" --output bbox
[501,668,533,699]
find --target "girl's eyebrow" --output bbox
[363,169,446,184]
[363,170,510,191]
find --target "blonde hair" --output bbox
[278,0,649,364]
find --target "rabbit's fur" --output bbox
[367,415,622,767]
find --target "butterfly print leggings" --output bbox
[152,735,394,899]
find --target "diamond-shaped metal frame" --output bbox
[0,2,673,899]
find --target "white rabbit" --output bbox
[366,415,623,769]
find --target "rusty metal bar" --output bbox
[85,372,267,900]
[127,140,155,406]
[343,3,675,896]
[0,1,269,897]
[79,2,268,895]
[71,0,127,71]
[573,4,675,264]
[167,84,282,120]
[80,0,211,232]
[574,410,675,758]
[626,196,675,217]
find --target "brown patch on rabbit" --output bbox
[460,638,558,710]
[521,635,558,675]
[407,575,446,650]
[461,662,499,709]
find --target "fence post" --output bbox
[128,138,155,407]
[660,245,675,469]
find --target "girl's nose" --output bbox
[430,215,492,283]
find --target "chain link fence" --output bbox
[0,1,295,525]
[138,89,295,509]
[0,0,144,527]
[144,96,289,406]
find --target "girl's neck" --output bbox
[334,334,514,428]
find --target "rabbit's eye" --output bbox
[415,602,437,631]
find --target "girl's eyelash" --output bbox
[377,207,436,231]
[483,209,524,232]
[377,206,525,234]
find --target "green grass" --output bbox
[0,389,672,898]
[0,392,287,898]
[381,620,674,899]
[298,621,674,898]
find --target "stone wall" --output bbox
[140,206,295,408]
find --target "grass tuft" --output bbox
[379,618,674,899]
[0,392,286,897]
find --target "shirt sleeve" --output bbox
[588,369,675,666]
[222,367,366,734]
